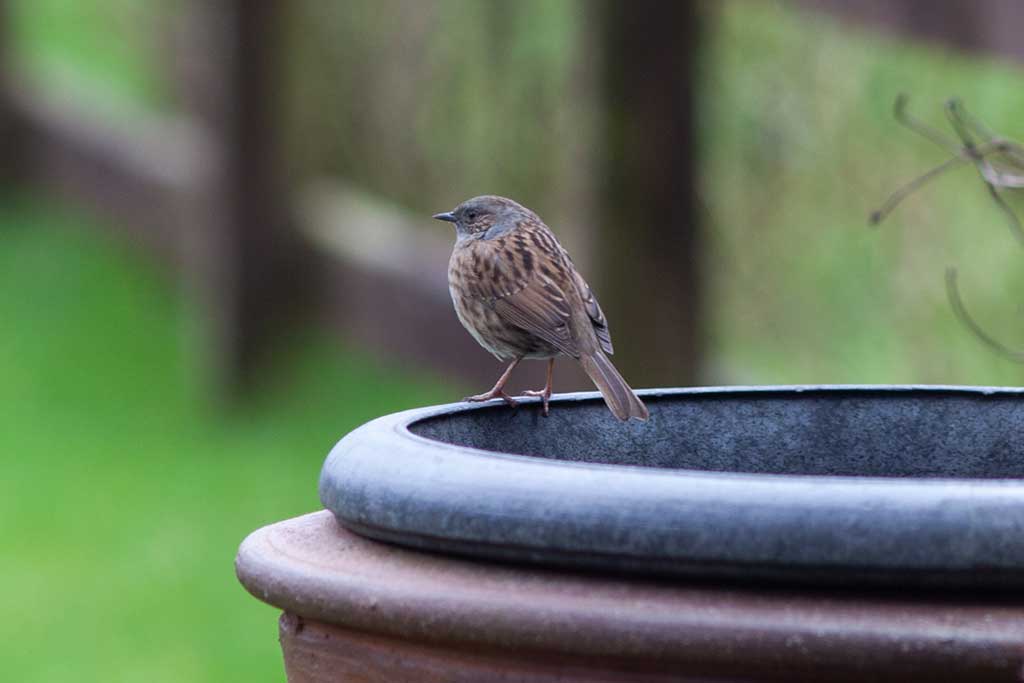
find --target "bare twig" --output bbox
[872,94,1024,244]
[945,268,1024,362]
[981,180,1024,247]
[979,150,1024,188]
[892,93,962,153]
[945,98,997,147]
[944,100,1024,185]
[943,98,1024,245]
[871,95,1024,238]
[876,97,1024,362]
[869,155,968,226]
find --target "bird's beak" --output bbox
[432,211,456,223]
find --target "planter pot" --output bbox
[237,386,1024,681]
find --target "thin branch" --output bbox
[945,98,997,146]
[944,98,984,153]
[996,140,1024,170]
[980,163,1024,189]
[946,100,1024,187]
[945,267,1024,362]
[892,93,963,153]
[869,155,968,225]
[977,140,1024,188]
[980,180,1024,247]
[872,96,1024,244]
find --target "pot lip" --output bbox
[317,384,1024,586]
[387,383,1024,485]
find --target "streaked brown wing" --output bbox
[572,268,614,355]
[560,246,614,355]
[463,241,580,358]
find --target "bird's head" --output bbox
[433,195,535,242]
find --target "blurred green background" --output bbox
[3,0,1024,680]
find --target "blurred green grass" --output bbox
[0,197,449,682]
[8,0,175,110]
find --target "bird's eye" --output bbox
[466,210,478,221]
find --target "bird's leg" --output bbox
[465,358,521,407]
[523,358,554,417]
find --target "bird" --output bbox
[434,195,648,422]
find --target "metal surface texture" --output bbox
[319,385,1024,587]
[236,511,1024,682]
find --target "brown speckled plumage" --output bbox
[434,195,647,421]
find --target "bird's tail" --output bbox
[579,351,649,422]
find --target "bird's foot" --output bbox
[464,389,518,407]
[522,387,552,417]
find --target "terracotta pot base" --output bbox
[279,613,705,683]
[238,511,1024,682]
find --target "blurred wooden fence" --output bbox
[1,0,1019,397]
[0,0,703,396]
[804,0,1024,63]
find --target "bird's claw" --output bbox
[464,390,518,407]
[522,388,551,417]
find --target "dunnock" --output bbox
[434,195,648,421]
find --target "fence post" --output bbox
[597,0,703,388]
[0,0,23,186]
[177,0,312,394]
